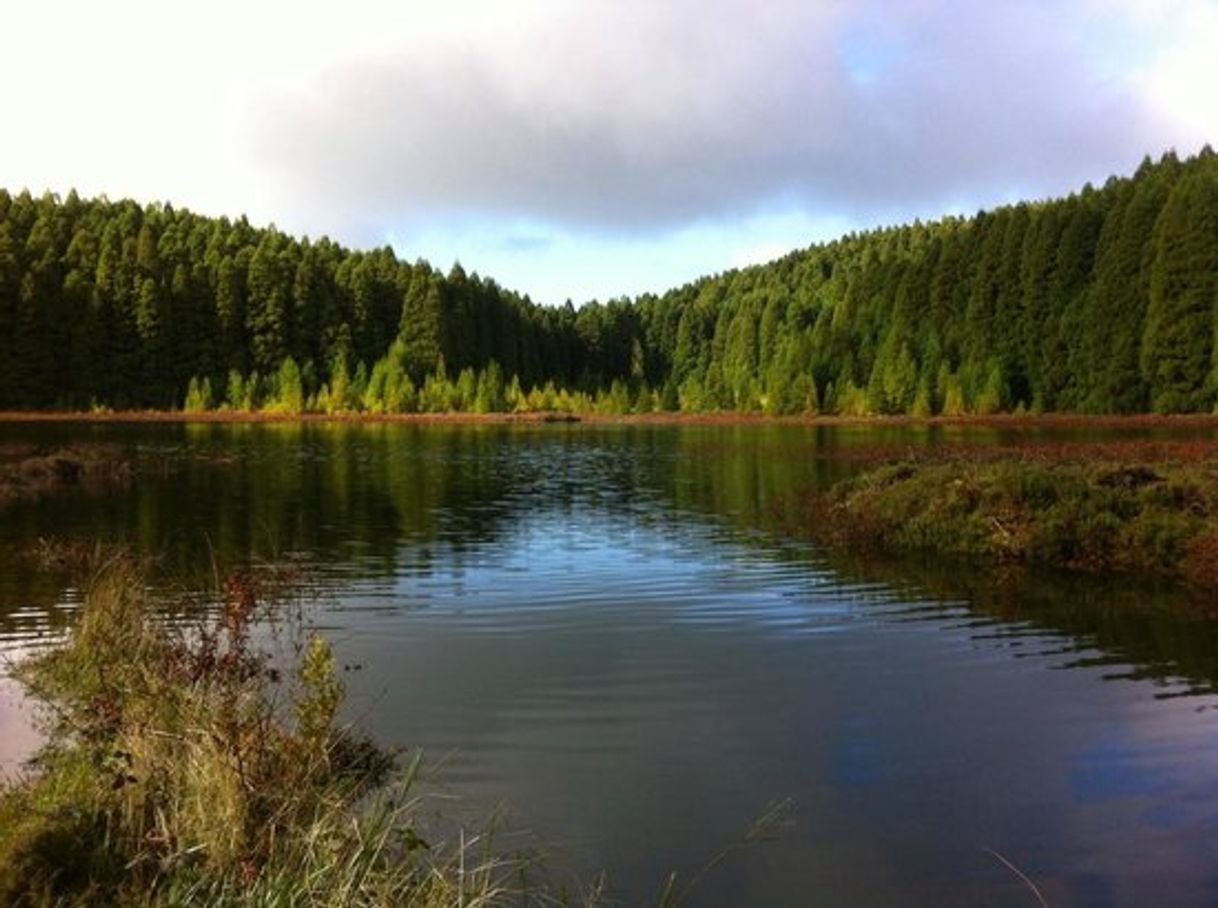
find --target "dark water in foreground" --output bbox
[4,422,1218,905]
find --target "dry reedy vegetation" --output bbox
[0,444,132,510]
[0,560,580,907]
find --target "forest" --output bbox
[0,147,1215,415]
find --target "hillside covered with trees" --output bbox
[1,148,1215,415]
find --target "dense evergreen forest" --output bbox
[1,148,1216,415]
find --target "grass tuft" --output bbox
[0,560,552,906]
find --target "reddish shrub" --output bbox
[1183,534,1218,589]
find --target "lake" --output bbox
[4,421,1218,905]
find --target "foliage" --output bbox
[0,562,551,906]
[2,148,1217,414]
[807,448,1218,586]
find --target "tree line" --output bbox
[1,147,1215,414]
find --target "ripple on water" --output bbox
[5,422,1218,905]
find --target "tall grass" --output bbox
[0,560,550,906]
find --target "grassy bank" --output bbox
[807,445,1218,589]
[0,561,544,906]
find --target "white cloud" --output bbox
[0,0,1214,300]
[250,0,1214,240]
[1117,0,1218,149]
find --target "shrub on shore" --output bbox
[807,452,1218,588]
[0,561,528,906]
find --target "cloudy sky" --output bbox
[3,1,1216,303]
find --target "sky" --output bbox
[2,0,1216,304]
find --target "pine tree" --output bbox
[1142,167,1218,412]
[0,151,1214,415]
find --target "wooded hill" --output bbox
[1,148,1215,414]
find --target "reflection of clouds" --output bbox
[1069,730,1176,804]
[0,654,46,775]
[1045,697,1218,904]
[0,601,78,653]
[328,518,1218,904]
[786,607,1218,905]
[0,598,74,773]
[5,423,1218,901]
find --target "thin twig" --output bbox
[986,847,1049,907]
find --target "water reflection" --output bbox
[3,422,1218,904]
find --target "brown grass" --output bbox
[0,445,132,509]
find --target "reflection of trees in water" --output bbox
[655,426,1218,695]
[812,549,1218,696]
[2,422,1217,691]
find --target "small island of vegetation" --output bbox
[806,441,1218,591]
[0,444,132,509]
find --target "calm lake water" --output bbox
[4,422,1218,905]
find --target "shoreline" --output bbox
[5,409,1218,429]
[802,451,1218,592]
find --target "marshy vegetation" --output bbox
[0,444,131,510]
[0,560,570,906]
[806,441,1218,589]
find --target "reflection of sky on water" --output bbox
[4,421,1218,903]
[0,644,54,774]
[315,514,1218,905]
